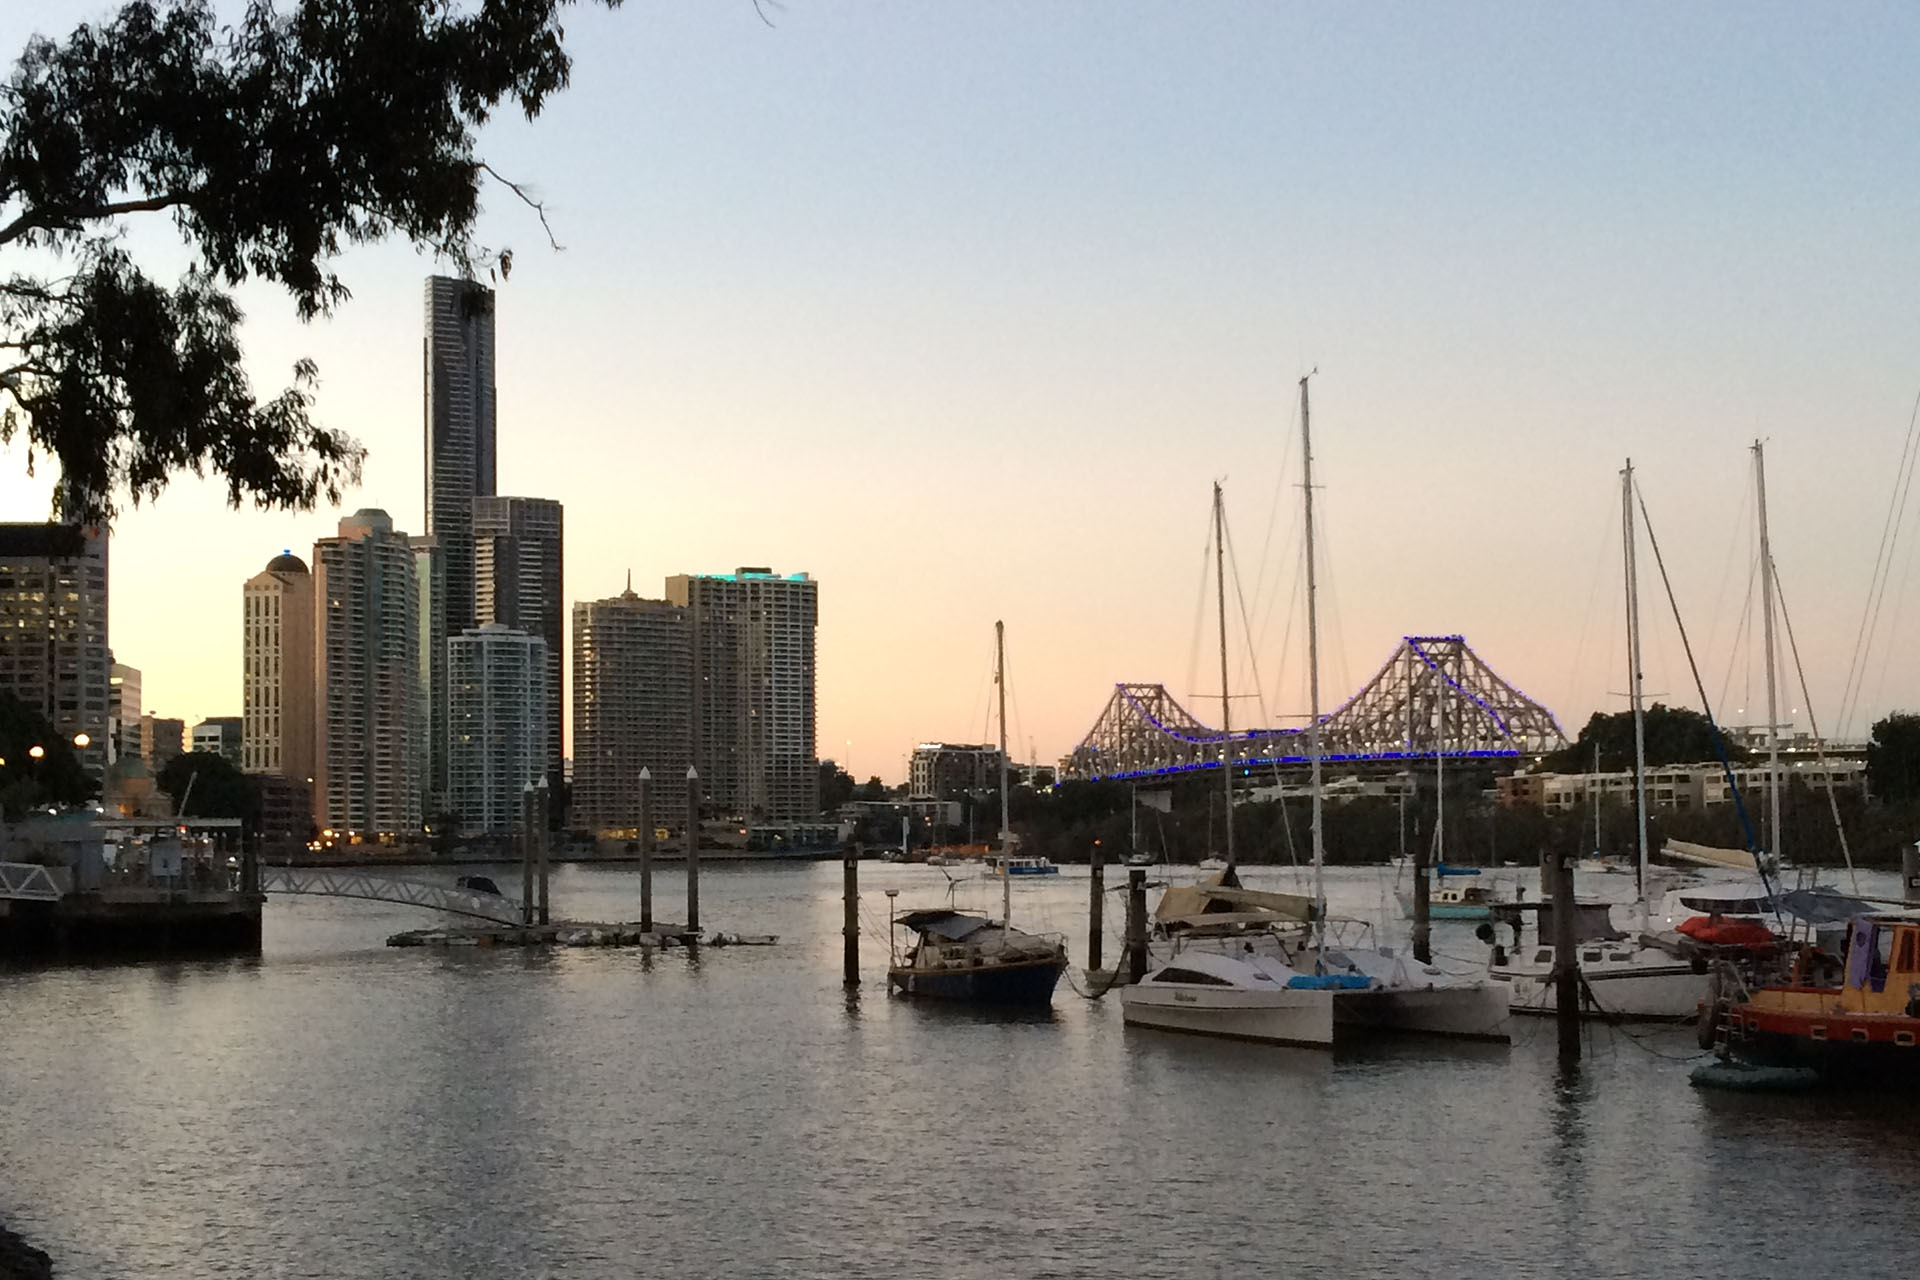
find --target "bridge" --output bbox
[258,866,526,924]
[1062,635,1567,782]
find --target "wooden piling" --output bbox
[520,785,535,926]
[1552,849,1580,1061]
[1126,864,1147,985]
[535,784,551,926]
[638,768,654,933]
[685,766,701,933]
[1088,839,1105,973]
[843,846,860,987]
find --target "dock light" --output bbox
[72,733,89,749]
[28,745,44,760]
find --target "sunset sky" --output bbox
[6,3,1920,781]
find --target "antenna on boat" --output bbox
[997,619,1012,929]
[1300,371,1326,970]
[1214,480,1236,876]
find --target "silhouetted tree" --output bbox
[1867,713,1920,805]
[1540,704,1745,773]
[0,0,621,520]
[157,750,260,825]
[0,690,94,817]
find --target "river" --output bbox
[3,861,1917,1278]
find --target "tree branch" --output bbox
[0,191,197,246]
[479,162,562,253]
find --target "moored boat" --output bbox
[984,854,1059,877]
[887,908,1067,1004]
[1708,913,1920,1086]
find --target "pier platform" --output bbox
[386,922,777,949]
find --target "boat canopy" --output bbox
[1488,900,1624,942]
[1662,839,1759,872]
[894,910,994,941]
[1154,882,1313,927]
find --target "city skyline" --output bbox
[4,5,1920,780]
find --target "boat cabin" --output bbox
[1740,914,1920,1019]
[984,855,1057,876]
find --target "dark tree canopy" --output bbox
[0,689,94,816]
[156,749,260,824]
[1866,713,1920,805]
[0,0,619,522]
[1539,703,1747,774]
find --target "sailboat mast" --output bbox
[1214,481,1235,870]
[1623,460,1650,902]
[997,619,1012,927]
[1754,440,1782,866]
[1301,375,1326,958]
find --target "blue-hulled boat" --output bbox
[887,908,1067,1005]
[984,854,1059,877]
[1396,864,1511,921]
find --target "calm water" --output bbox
[4,861,1918,1279]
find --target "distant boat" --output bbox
[1198,856,1228,872]
[887,908,1067,1004]
[984,854,1058,877]
[1396,864,1510,921]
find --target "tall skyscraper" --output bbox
[242,551,315,783]
[0,523,109,781]
[664,568,818,822]
[473,496,563,784]
[571,586,692,835]
[447,624,548,836]
[423,275,496,821]
[108,661,139,765]
[410,534,446,814]
[313,509,421,837]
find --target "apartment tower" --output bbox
[241,551,315,783]
[664,568,818,822]
[447,624,548,837]
[423,276,497,819]
[0,524,109,782]
[570,586,692,835]
[313,509,421,837]
[473,496,564,784]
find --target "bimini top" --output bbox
[895,910,994,941]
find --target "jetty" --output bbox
[387,922,775,949]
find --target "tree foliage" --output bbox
[156,749,260,824]
[1538,703,1746,774]
[0,689,93,816]
[1867,713,1920,805]
[0,0,619,521]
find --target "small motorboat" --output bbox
[887,908,1066,1005]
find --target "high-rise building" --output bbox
[447,624,548,837]
[909,743,1005,799]
[242,551,315,783]
[108,660,140,765]
[0,523,109,781]
[423,275,496,822]
[313,509,421,838]
[192,717,244,763]
[664,568,818,822]
[140,714,185,770]
[473,496,563,784]
[410,535,446,815]
[571,586,692,835]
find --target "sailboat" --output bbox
[1485,458,1740,1020]
[888,621,1068,1005]
[1121,378,1509,1046]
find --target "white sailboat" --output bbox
[1486,458,1717,1020]
[1122,377,1508,1046]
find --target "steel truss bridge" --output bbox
[1063,635,1567,783]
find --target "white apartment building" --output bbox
[242,552,315,781]
[447,624,548,837]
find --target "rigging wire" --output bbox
[1183,503,1218,722]
[1771,559,1862,895]
[1562,491,1621,733]
[1838,384,1920,739]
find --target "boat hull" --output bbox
[1495,962,1706,1021]
[1331,983,1511,1042]
[1394,892,1492,921]
[888,956,1065,1005]
[1120,982,1335,1047]
[1721,1002,1920,1086]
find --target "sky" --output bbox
[5,2,1920,781]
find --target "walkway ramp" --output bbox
[260,866,525,924]
[0,863,61,902]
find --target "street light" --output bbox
[72,733,89,749]
[28,745,44,761]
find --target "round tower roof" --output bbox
[266,550,309,574]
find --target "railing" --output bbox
[0,862,61,902]
[259,866,524,924]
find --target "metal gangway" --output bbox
[0,862,62,902]
[259,866,525,924]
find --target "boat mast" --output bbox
[1301,375,1326,962]
[1623,460,1650,904]
[1214,481,1235,872]
[997,619,1012,927]
[1754,440,1782,867]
